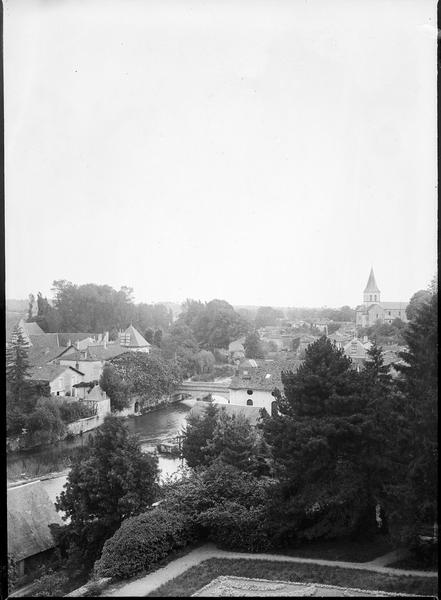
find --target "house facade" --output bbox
[28,364,85,397]
[229,358,302,414]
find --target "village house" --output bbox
[355,268,409,328]
[28,364,85,397]
[229,357,302,414]
[7,481,64,579]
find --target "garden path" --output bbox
[100,543,438,597]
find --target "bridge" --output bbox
[173,380,231,402]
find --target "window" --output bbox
[246,398,253,406]
[247,389,253,395]
[370,295,372,301]
[388,311,391,316]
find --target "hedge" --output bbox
[94,509,190,579]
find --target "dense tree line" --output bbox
[28,281,173,338]
[176,299,250,349]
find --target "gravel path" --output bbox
[101,543,438,597]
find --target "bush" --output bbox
[198,501,271,552]
[8,554,18,593]
[59,400,96,424]
[94,509,191,579]
[32,568,69,597]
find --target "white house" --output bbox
[229,358,302,415]
[28,364,85,397]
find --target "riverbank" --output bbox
[7,401,192,494]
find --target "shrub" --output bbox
[32,568,69,597]
[94,509,191,579]
[198,501,271,552]
[8,554,18,593]
[59,400,96,424]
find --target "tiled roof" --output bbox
[57,333,99,347]
[28,344,74,368]
[230,358,302,391]
[7,481,64,561]
[380,302,408,310]
[120,325,151,348]
[28,363,84,382]
[86,343,129,361]
[29,334,60,349]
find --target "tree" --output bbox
[25,397,67,446]
[207,410,271,476]
[153,328,163,347]
[177,299,250,350]
[144,327,154,344]
[99,364,132,411]
[244,332,265,359]
[263,337,379,543]
[181,403,219,468]
[388,292,438,547]
[54,416,159,570]
[194,350,215,374]
[255,306,283,329]
[109,352,181,406]
[406,289,432,322]
[162,462,274,551]
[27,293,35,321]
[6,327,32,405]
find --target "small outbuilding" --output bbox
[7,481,64,578]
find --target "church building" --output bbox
[355,268,408,328]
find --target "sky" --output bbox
[4,0,437,308]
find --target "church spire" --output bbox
[363,268,381,304]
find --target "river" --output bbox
[7,401,194,504]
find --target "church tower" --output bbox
[363,268,381,305]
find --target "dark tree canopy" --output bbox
[177,298,250,349]
[244,331,265,359]
[255,306,284,328]
[55,416,159,569]
[387,292,438,545]
[263,337,385,542]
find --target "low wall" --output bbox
[66,415,103,436]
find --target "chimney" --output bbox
[104,331,109,343]
[76,340,80,350]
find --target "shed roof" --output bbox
[230,358,301,391]
[7,481,64,561]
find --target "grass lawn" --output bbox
[149,558,438,597]
[388,555,438,572]
[271,535,393,563]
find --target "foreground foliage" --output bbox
[94,509,191,579]
[53,416,159,571]
[162,463,275,551]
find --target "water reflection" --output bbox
[7,402,192,483]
